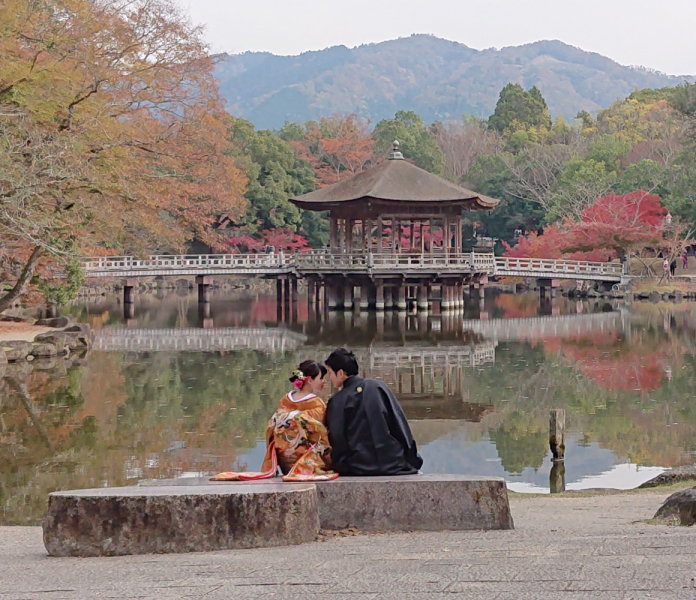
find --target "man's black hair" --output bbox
[325,347,359,376]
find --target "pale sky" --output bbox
[172,0,696,76]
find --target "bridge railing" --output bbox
[495,256,623,276]
[82,253,288,272]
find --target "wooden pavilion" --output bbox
[289,141,499,312]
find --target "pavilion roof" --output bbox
[290,152,499,211]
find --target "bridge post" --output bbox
[195,275,212,303]
[307,278,316,307]
[375,281,385,311]
[538,278,560,299]
[283,278,291,314]
[291,276,298,305]
[478,276,488,299]
[455,282,463,309]
[123,278,137,305]
[327,281,338,310]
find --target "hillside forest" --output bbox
[3,0,696,308]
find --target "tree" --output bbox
[432,116,500,182]
[488,84,552,134]
[372,110,444,174]
[226,117,315,235]
[0,0,245,311]
[283,114,376,187]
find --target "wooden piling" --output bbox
[549,409,565,462]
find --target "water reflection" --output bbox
[1,290,696,523]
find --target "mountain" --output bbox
[213,35,692,130]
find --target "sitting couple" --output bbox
[212,347,423,482]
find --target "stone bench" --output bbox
[43,483,319,557]
[43,475,513,557]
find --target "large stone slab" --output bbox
[315,475,513,532]
[43,483,319,557]
[147,474,514,532]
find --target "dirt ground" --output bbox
[0,322,52,342]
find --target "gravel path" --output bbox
[1,488,695,599]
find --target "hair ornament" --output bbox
[292,368,310,389]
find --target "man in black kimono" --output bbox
[324,347,423,476]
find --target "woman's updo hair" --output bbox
[289,359,327,388]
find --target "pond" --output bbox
[2,289,695,524]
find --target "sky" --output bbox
[172,0,696,76]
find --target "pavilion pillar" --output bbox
[384,286,394,310]
[330,217,338,253]
[276,278,283,307]
[377,217,383,253]
[442,284,452,310]
[283,278,290,309]
[291,276,298,305]
[328,281,339,310]
[443,215,449,256]
[375,281,385,311]
[344,282,353,310]
[346,219,353,253]
[396,284,407,311]
[360,282,369,310]
[417,283,428,311]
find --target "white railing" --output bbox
[495,257,623,278]
[81,252,622,281]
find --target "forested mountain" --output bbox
[214,35,691,129]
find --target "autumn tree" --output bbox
[0,0,246,311]
[282,114,376,187]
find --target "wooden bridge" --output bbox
[81,252,625,283]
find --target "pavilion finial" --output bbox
[388,140,404,160]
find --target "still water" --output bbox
[2,289,695,524]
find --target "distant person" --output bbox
[211,360,338,482]
[683,250,689,270]
[663,257,670,280]
[670,258,677,277]
[324,348,423,476]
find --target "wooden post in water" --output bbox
[549,408,566,494]
[549,409,565,461]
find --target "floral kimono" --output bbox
[211,391,338,482]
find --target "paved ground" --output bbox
[1,488,695,600]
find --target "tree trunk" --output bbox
[0,245,45,313]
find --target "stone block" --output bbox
[315,475,513,532]
[2,340,32,361]
[0,346,6,366]
[43,483,320,557]
[31,343,57,358]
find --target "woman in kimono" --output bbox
[211,360,338,482]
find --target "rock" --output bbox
[0,314,37,324]
[31,342,57,358]
[654,487,696,526]
[649,291,660,303]
[34,332,67,354]
[640,465,696,488]
[0,346,6,366]
[35,316,75,328]
[2,340,32,361]
[43,483,320,557]
[31,356,59,371]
